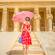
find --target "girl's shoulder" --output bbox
[23,22,31,27]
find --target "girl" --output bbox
[21,17,32,55]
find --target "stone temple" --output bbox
[0,0,55,55]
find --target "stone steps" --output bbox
[8,32,45,55]
[28,51,45,55]
[35,32,55,55]
[7,50,45,55]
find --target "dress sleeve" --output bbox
[22,23,27,31]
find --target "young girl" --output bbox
[21,17,32,55]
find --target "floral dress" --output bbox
[21,23,32,45]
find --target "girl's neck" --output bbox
[24,21,30,24]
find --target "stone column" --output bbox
[34,8,41,32]
[13,8,20,32]
[46,7,53,32]
[1,7,7,31]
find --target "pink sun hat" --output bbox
[12,11,34,23]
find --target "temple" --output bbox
[0,0,55,55]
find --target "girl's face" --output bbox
[25,17,30,22]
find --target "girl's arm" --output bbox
[29,25,32,33]
[21,24,23,32]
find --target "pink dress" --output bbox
[21,23,32,45]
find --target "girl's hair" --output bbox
[25,17,30,21]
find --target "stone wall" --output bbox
[0,0,55,2]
